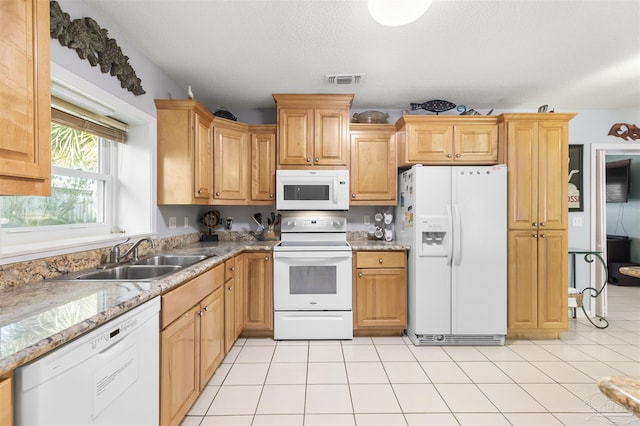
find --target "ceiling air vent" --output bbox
[325,73,365,85]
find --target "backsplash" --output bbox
[0,233,200,290]
[0,231,371,290]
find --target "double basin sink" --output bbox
[60,254,212,282]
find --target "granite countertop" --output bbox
[598,376,640,417]
[0,239,406,375]
[619,266,640,278]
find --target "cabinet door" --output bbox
[243,253,273,331]
[314,108,349,166]
[454,124,498,163]
[507,230,538,329]
[224,277,235,353]
[278,107,314,166]
[160,305,201,426]
[406,124,453,163]
[538,121,569,230]
[213,124,249,201]
[350,129,397,205]
[355,268,407,329]
[251,129,276,202]
[506,121,539,230]
[537,230,568,329]
[0,0,51,196]
[0,374,12,426]
[234,255,244,340]
[194,111,212,200]
[200,286,225,387]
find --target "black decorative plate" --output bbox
[410,100,457,114]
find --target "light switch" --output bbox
[572,217,583,227]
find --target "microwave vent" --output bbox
[325,73,365,85]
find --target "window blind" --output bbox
[51,97,128,143]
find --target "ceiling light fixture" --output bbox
[368,0,432,26]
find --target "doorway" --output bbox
[590,143,640,318]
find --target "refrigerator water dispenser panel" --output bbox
[418,216,450,256]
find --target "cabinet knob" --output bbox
[203,305,209,312]
[532,234,538,239]
[215,192,221,197]
[197,188,204,194]
[541,234,547,238]
[532,222,538,227]
[352,193,356,198]
[228,286,232,291]
[447,153,452,158]
[269,193,273,198]
[358,272,363,278]
[455,153,461,158]
[230,267,235,272]
[315,157,319,162]
[264,256,269,261]
[198,310,204,317]
[540,222,546,227]
[306,158,311,162]
[379,258,383,264]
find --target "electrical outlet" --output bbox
[169,216,176,229]
[572,216,583,227]
[183,217,189,228]
[364,215,370,225]
[226,217,233,230]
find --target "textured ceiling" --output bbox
[85,0,640,112]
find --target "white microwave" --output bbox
[276,170,349,210]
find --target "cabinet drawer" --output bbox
[162,264,224,327]
[225,257,236,282]
[356,251,406,269]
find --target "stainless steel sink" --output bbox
[133,254,210,267]
[74,265,182,281]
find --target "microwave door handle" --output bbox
[333,178,337,204]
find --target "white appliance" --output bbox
[396,164,507,345]
[276,169,349,210]
[14,298,160,425]
[273,211,353,340]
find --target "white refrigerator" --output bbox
[396,164,507,345]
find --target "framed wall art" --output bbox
[568,144,583,212]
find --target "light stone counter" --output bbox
[0,238,407,375]
[619,266,640,279]
[598,376,640,417]
[0,240,275,376]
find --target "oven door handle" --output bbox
[274,256,351,266]
[274,252,352,261]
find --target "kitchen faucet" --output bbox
[109,237,156,263]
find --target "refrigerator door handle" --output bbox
[446,204,453,266]
[452,204,462,266]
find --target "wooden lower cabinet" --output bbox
[0,372,13,426]
[507,230,568,337]
[353,251,407,335]
[160,265,225,426]
[224,256,244,352]
[242,252,273,335]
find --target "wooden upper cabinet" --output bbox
[249,125,276,204]
[349,124,397,205]
[156,99,213,205]
[273,94,353,169]
[0,0,51,196]
[212,117,249,203]
[502,114,574,230]
[395,116,498,166]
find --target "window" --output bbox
[0,106,125,246]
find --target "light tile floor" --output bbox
[181,284,640,425]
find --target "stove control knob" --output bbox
[332,220,342,227]
[286,220,296,227]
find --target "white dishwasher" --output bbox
[15,297,160,426]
